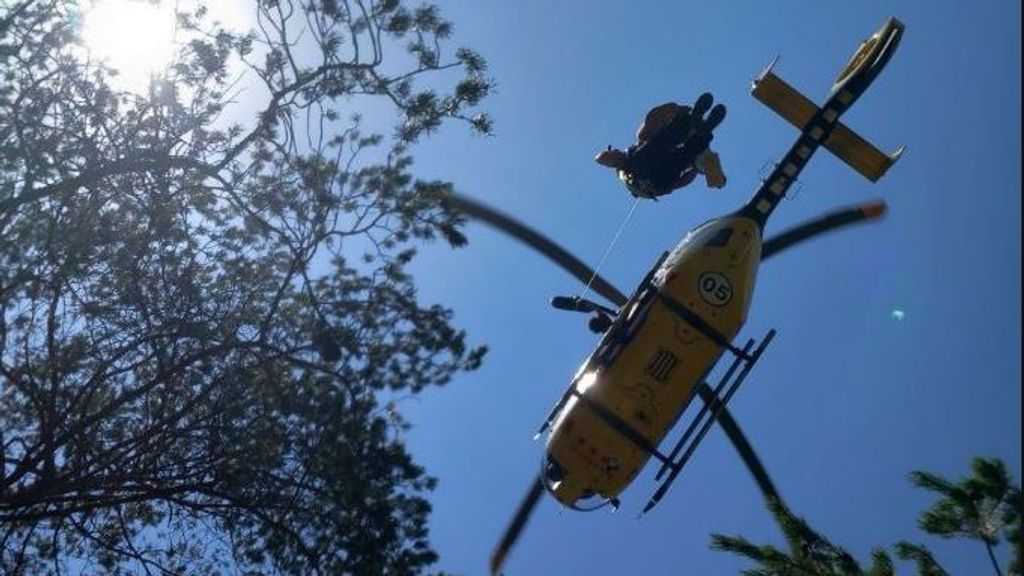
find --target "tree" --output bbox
[908,457,1021,576]
[711,497,900,576]
[1,0,492,573]
[892,542,949,576]
[712,458,1021,576]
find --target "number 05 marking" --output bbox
[698,272,733,307]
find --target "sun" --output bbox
[80,0,178,91]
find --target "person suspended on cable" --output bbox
[595,93,727,199]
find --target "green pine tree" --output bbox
[892,542,949,576]
[908,457,1021,576]
[712,458,1020,576]
[711,497,899,576]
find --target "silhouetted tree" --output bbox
[713,458,1021,575]
[908,457,1021,576]
[892,542,949,576]
[711,497,899,575]
[1,0,491,573]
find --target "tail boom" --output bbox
[740,17,905,226]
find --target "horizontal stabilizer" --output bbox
[826,125,905,182]
[752,65,903,182]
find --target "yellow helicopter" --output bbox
[450,17,906,576]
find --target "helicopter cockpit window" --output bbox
[683,221,734,249]
[683,219,716,245]
[701,227,734,248]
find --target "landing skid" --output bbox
[641,328,775,514]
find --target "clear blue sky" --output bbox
[400,2,1021,574]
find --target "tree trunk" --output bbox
[986,541,1005,576]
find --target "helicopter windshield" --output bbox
[683,219,717,244]
[700,226,734,247]
[683,220,734,248]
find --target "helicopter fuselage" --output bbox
[538,15,905,509]
[543,214,762,507]
[489,17,905,576]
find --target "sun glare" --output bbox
[81,0,178,91]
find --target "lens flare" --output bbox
[81,0,178,91]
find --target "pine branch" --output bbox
[894,541,950,576]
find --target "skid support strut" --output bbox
[641,328,776,514]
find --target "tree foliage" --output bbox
[909,457,1021,576]
[712,458,1021,576]
[0,0,492,573]
[711,497,899,576]
[892,542,949,576]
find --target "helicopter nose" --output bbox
[542,454,599,508]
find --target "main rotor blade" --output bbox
[697,383,781,502]
[490,476,545,576]
[448,193,629,307]
[762,200,887,260]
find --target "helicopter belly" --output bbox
[544,216,762,507]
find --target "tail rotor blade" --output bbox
[762,200,887,260]
[490,476,545,576]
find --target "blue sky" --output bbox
[399,2,1020,575]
